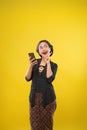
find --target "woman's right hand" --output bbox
[29,58,37,68]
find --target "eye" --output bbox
[39,46,43,49]
[44,44,48,48]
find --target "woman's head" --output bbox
[36,40,53,57]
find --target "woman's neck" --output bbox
[40,57,46,66]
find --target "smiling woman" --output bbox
[36,40,53,57]
[0,0,87,130]
[25,40,58,130]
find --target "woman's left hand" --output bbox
[44,51,51,64]
[44,56,50,64]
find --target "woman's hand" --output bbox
[43,51,51,64]
[44,56,50,64]
[29,58,37,68]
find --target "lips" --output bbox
[42,51,48,55]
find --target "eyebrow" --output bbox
[39,43,48,47]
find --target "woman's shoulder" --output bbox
[50,60,58,67]
[36,58,58,68]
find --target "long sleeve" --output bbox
[25,68,33,82]
[25,75,32,81]
[46,63,58,83]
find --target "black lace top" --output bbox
[26,58,58,107]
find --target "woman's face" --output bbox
[38,42,51,58]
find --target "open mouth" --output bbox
[42,51,48,55]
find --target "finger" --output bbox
[33,60,37,63]
[48,51,51,57]
[32,60,37,64]
[30,58,36,62]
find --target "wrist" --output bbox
[47,62,50,66]
[29,64,33,69]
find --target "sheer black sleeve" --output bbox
[25,75,32,81]
[46,62,58,83]
[25,70,33,82]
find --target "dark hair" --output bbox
[36,40,53,57]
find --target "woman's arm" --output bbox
[46,62,53,78]
[25,58,37,81]
[25,65,33,81]
[44,56,58,83]
[44,56,53,78]
[46,62,58,83]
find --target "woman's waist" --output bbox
[32,82,50,88]
[31,86,45,92]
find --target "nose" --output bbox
[42,47,46,51]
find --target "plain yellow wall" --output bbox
[0,0,87,130]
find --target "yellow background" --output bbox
[0,0,87,130]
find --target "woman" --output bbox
[25,40,58,130]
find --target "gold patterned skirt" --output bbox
[29,93,56,130]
